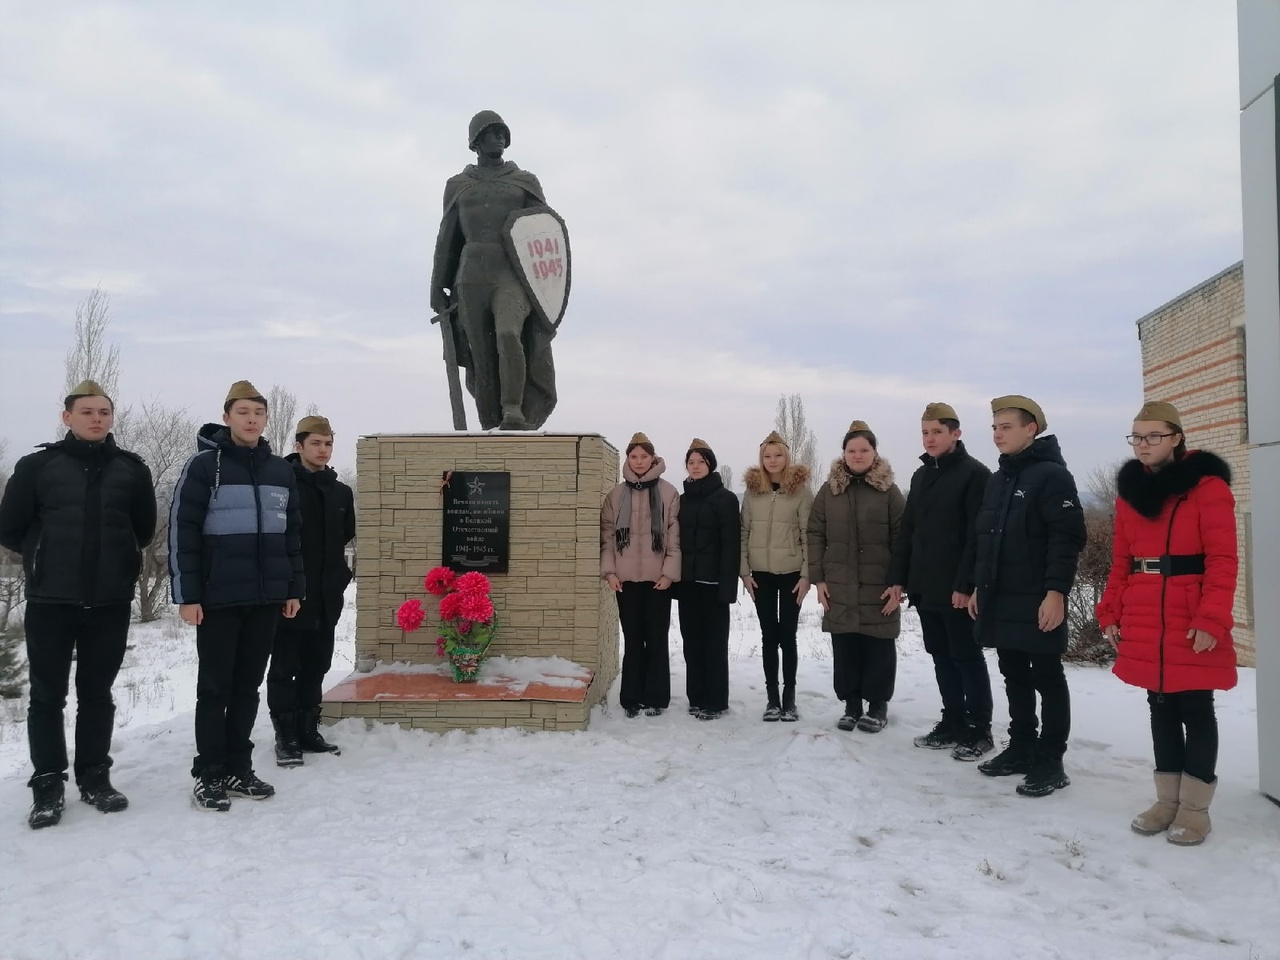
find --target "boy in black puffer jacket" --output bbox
[889,402,994,761]
[169,380,304,811]
[969,396,1086,798]
[0,380,156,829]
[266,415,355,766]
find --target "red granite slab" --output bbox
[324,667,592,704]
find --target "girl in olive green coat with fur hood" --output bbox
[740,430,813,721]
[808,422,905,733]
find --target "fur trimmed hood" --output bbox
[1117,450,1232,520]
[743,463,811,496]
[825,456,895,494]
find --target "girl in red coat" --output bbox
[1096,401,1238,846]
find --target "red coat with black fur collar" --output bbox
[1096,451,1238,693]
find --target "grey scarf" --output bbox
[615,477,664,554]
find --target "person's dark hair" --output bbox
[1164,422,1188,459]
[64,391,114,412]
[842,429,878,450]
[995,407,1039,432]
[223,395,268,414]
[938,417,960,432]
[626,440,655,456]
[295,432,312,444]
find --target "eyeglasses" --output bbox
[1125,433,1177,447]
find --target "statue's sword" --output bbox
[430,301,468,431]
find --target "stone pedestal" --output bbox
[322,432,619,732]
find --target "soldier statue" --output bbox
[430,110,561,431]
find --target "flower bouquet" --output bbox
[396,567,498,682]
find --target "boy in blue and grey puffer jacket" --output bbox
[169,379,303,811]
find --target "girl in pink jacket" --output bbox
[601,433,681,717]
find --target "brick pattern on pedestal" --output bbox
[342,433,620,730]
[1136,263,1255,666]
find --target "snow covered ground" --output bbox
[1,593,1277,960]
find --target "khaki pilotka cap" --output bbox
[224,380,266,405]
[626,431,654,453]
[922,402,958,422]
[68,379,109,399]
[846,420,873,434]
[991,395,1046,432]
[296,415,334,436]
[1135,401,1183,432]
[760,430,789,448]
[688,438,712,452]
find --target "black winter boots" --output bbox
[978,740,1036,777]
[272,712,304,767]
[78,763,129,813]
[913,714,961,750]
[763,684,781,722]
[856,701,888,733]
[28,772,66,830]
[298,706,341,755]
[780,684,798,722]
[1016,752,1071,798]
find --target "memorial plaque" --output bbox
[442,471,511,573]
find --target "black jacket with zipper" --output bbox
[888,439,991,610]
[278,454,355,631]
[0,432,156,606]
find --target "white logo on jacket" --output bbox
[1014,489,1026,498]
[271,491,288,508]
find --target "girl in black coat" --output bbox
[677,439,741,719]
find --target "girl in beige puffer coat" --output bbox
[740,430,813,721]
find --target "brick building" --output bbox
[1135,262,1255,666]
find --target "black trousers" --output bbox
[677,583,730,712]
[616,581,672,710]
[830,632,896,705]
[996,648,1070,757]
[918,606,993,730]
[24,602,130,781]
[1149,689,1218,783]
[192,605,278,778]
[752,570,801,690]
[267,623,337,714]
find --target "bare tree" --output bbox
[718,464,735,491]
[304,401,320,417]
[264,384,298,457]
[0,439,26,697]
[774,394,820,492]
[1065,460,1124,663]
[59,286,122,439]
[114,401,198,622]
[338,466,357,495]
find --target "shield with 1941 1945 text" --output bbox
[503,205,571,330]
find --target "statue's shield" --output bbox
[503,206,571,329]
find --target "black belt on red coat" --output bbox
[1130,554,1205,576]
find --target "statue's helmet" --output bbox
[468,110,510,149]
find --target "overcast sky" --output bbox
[0,1,1243,488]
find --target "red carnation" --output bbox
[458,592,495,624]
[396,599,426,632]
[455,572,492,596]
[435,636,446,657]
[424,567,457,597]
[438,592,464,621]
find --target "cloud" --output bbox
[0,1,1242,488]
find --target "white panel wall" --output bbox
[1238,0,1280,801]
